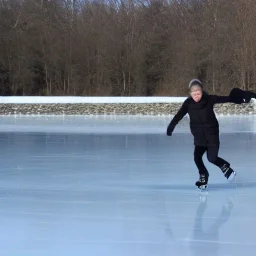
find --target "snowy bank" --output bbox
[0,97,255,115]
[0,96,186,104]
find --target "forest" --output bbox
[0,0,256,96]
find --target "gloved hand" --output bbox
[229,88,244,104]
[166,122,174,136]
[166,128,172,136]
[244,91,256,103]
[229,88,256,104]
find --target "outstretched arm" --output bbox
[211,95,231,104]
[167,101,188,136]
[211,88,256,104]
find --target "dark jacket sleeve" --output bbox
[210,95,230,104]
[167,101,188,136]
[229,88,256,104]
[212,88,256,104]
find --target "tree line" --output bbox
[0,0,256,96]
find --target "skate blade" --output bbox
[227,171,236,183]
[198,185,208,192]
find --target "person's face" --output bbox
[190,88,202,102]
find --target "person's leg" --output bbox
[206,145,229,167]
[206,145,235,179]
[194,145,208,176]
[194,146,209,187]
[194,146,209,184]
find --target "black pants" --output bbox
[194,145,229,176]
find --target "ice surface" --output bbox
[0,114,255,134]
[0,115,255,256]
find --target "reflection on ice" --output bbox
[190,197,233,256]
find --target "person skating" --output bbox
[166,79,256,190]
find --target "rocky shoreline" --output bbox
[0,101,255,115]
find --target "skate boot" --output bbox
[195,174,209,191]
[221,164,236,181]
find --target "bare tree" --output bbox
[0,0,255,96]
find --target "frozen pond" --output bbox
[0,115,255,256]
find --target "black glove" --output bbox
[229,88,244,104]
[229,88,256,104]
[166,126,173,136]
[244,91,256,103]
[167,131,172,136]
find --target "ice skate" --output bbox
[195,174,208,191]
[221,164,236,182]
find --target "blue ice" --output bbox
[0,115,255,256]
